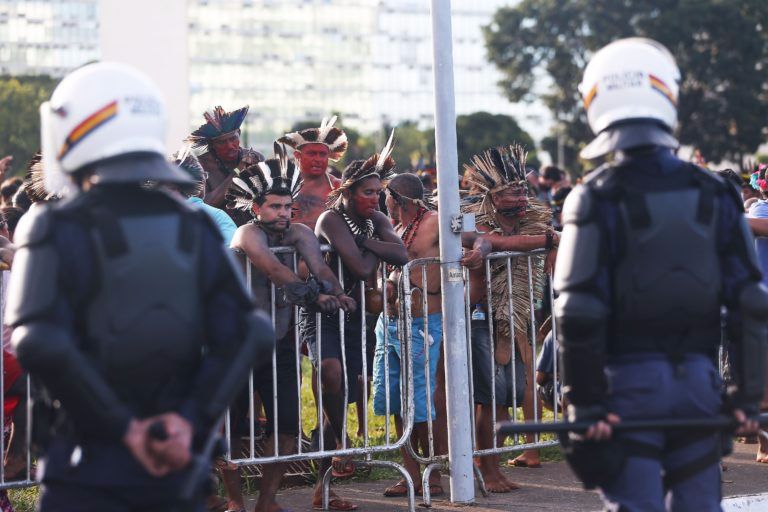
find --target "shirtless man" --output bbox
[304,147,408,511]
[186,105,263,222]
[374,173,490,498]
[228,144,356,512]
[279,116,348,232]
[463,145,558,492]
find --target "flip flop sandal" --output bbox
[383,481,410,497]
[508,458,541,468]
[331,457,356,478]
[312,498,358,511]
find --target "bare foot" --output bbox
[483,474,514,493]
[757,432,768,463]
[499,473,521,490]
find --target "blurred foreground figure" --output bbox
[555,38,766,511]
[6,62,273,512]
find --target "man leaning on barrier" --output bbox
[227,142,357,512]
[462,144,558,491]
[374,172,490,498]
[6,62,274,512]
[555,38,765,511]
[305,134,408,511]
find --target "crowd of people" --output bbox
[0,36,765,512]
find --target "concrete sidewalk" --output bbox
[244,441,767,511]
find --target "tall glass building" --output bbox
[0,0,99,76]
[0,0,545,150]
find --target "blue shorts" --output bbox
[372,313,442,423]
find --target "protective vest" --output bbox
[84,206,204,416]
[594,161,723,358]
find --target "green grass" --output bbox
[8,487,37,512]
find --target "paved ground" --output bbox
[244,441,767,511]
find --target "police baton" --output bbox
[496,414,768,436]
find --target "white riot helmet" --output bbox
[579,38,681,159]
[40,62,191,195]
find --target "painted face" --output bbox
[253,193,293,232]
[209,132,241,164]
[491,185,528,218]
[349,176,382,219]
[295,143,330,178]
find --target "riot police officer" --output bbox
[555,38,765,511]
[6,62,274,511]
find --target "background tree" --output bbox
[0,75,57,177]
[484,0,768,171]
[456,111,538,171]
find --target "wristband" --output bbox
[545,231,554,250]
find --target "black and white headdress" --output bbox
[327,130,396,209]
[226,142,301,215]
[278,115,348,162]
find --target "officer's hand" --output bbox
[584,413,621,441]
[460,249,484,270]
[147,413,193,473]
[733,409,759,437]
[316,293,341,313]
[338,294,357,313]
[123,418,171,477]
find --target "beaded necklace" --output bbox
[400,207,428,252]
[387,207,428,274]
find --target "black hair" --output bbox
[541,165,564,182]
[254,189,293,206]
[389,173,424,205]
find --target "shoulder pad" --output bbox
[14,203,55,247]
[561,185,594,225]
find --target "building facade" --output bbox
[1,0,546,152]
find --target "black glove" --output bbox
[559,404,625,490]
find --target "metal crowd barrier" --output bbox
[0,272,36,493]
[396,250,562,504]
[229,246,417,511]
[471,250,560,469]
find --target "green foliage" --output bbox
[457,112,538,171]
[484,0,768,170]
[0,75,57,177]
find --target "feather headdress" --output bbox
[327,130,396,208]
[464,143,529,195]
[278,115,349,162]
[187,105,249,150]
[24,152,57,202]
[226,142,301,215]
[172,145,205,197]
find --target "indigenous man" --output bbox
[7,62,272,511]
[279,116,347,232]
[186,105,264,223]
[373,172,490,498]
[228,143,356,512]
[462,145,559,492]
[304,139,408,511]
